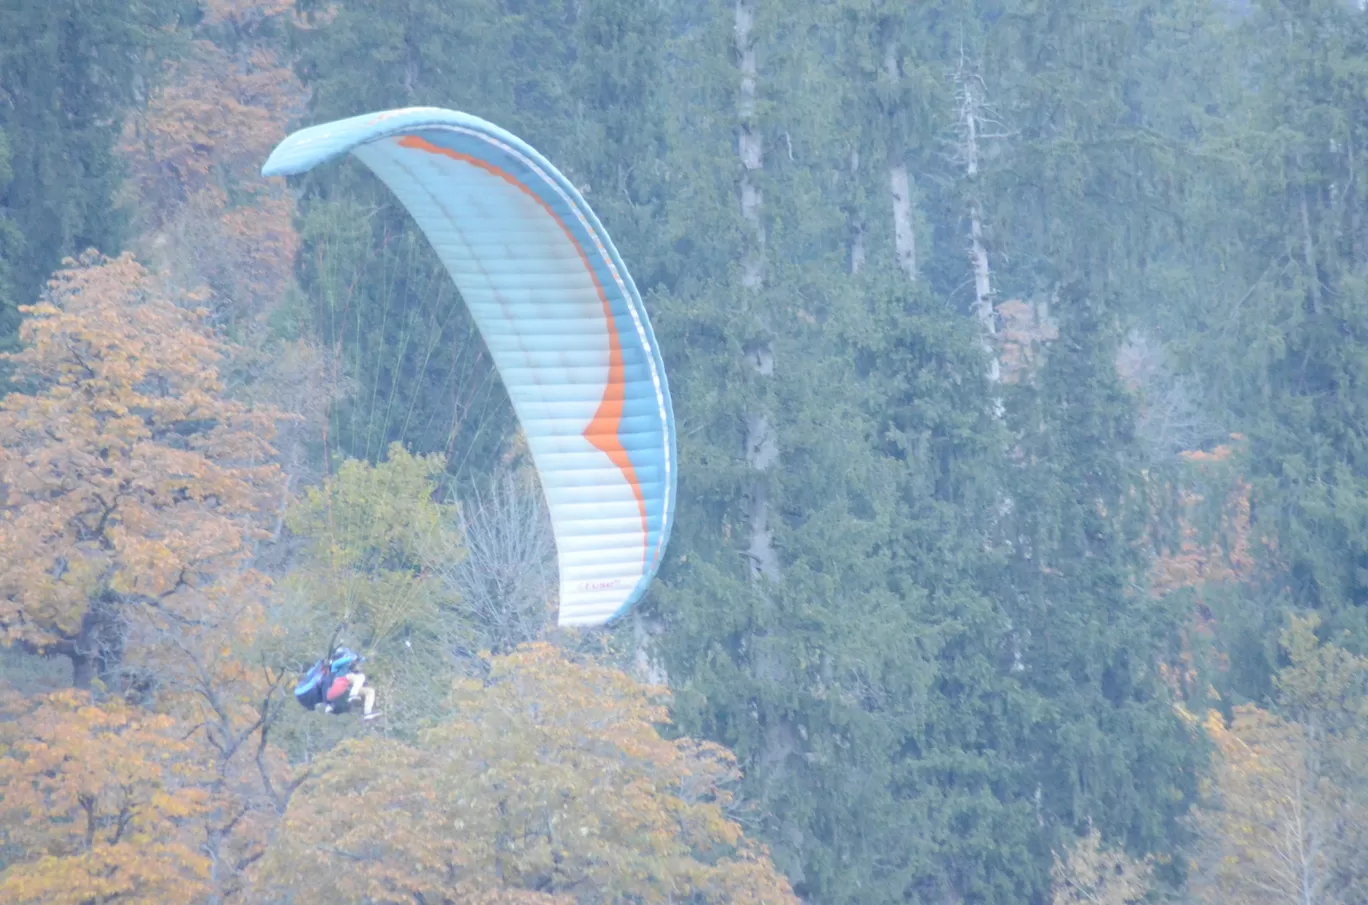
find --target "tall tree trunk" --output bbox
[889,161,917,281]
[1296,153,1322,314]
[960,65,1017,727]
[70,593,123,690]
[632,610,668,686]
[736,0,779,582]
[850,148,866,275]
[1349,135,1363,267]
[885,41,917,282]
[734,0,802,875]
[959,70,1001,389]
[71,651,96,690]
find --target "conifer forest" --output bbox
[5,0,1368,902]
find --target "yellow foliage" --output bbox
[0,251,288,677]
[252,644,799,905]
[1274,613,1368,728]
[1192,704,1335,905]
[1189,621,1368,904]
[1051,828,1151,905]
[0,691,212,905]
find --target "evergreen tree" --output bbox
[285,0,518,470]
[1144,0,1368,699]
[644,3,1043,902]
[1212,0,1368,661]
[971,0,1215,885]
[0,0,176,353]
[999,286,1202,888]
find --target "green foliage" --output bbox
[1234,1,1368,655]
[0,128,18,346]
[1000,287,1203,889]
[6,0,1368,895]
[1275,614,1368,759]
[0,0,176,355]
[280,442,477,737]
[1153,0,1368,685]
[285,0,528,476]
[285,441,462,648]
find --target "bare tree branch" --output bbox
[425,470,555,655]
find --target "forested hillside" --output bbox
[3,0,1368,903]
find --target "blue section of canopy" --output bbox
[264,108,676,627]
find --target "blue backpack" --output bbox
[293,659,330,710]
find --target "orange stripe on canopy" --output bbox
[397,134,648,567]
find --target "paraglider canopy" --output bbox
[263,108,676,628]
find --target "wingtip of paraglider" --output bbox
[260,115,366,178]
[261,107,487,180]
[260,140,319,178]
[260,158,295,179]
[264,136,333,180]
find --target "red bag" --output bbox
[326,675,351,702]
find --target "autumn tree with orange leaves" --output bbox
[0,251,289,689]
[1145,439,1267,703]
[0,690,214,905]
[0,640,303,905]
[117,0,339,509]
[1,7,318,896]
[119,0,304,328]
[252,643,801,905]
[1150,441,1259,600]
[0,253,310,903]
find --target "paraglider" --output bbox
[263,107,677,629]
[323,653,378,720]
[293,646,378,719]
